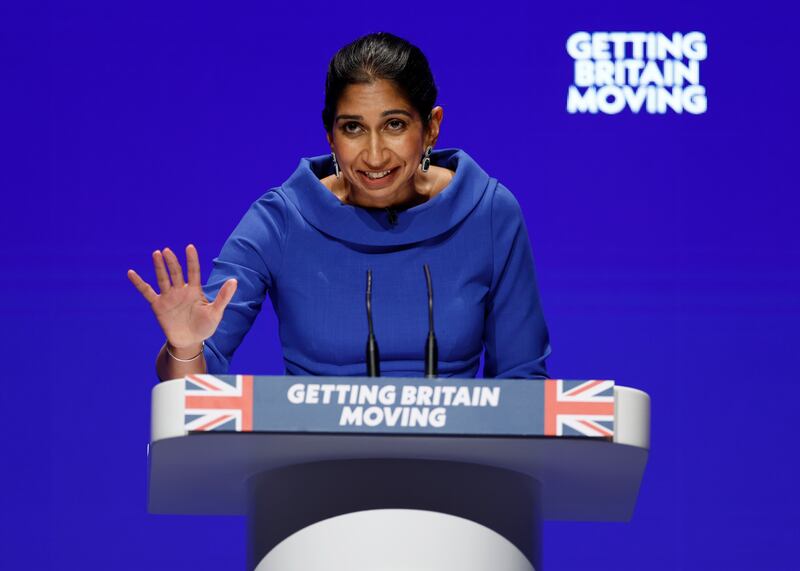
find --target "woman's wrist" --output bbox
[165,341,205,361]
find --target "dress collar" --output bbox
[280,148,493,246]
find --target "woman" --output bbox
[128,32,551,381]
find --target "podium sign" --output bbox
[181,375,616,438]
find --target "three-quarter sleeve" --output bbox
[202,190,287,373]
[482,183,551,379]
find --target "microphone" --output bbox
[365,269,380,377]
[423,264,438,378]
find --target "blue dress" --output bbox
[202,148,551,378]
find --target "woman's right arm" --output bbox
[127,244,238,381]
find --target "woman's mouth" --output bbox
[358,167,400,188]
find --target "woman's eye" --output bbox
[343,122,362,134]
[386,119,406,130]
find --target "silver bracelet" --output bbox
[166,341,205,362]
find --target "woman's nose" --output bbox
[362,133,390,169]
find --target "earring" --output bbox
[332,152,341,178]
[420,145,433,172]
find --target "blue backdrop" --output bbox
[3,1,798,569]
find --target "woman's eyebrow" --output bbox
[335,109,414,122]
[381,109,413,118]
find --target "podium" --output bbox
[149,376,650,570]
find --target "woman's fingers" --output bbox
[186,244,201,287]
[127,269,159,304]
[152,250,171,292]
[211,278,238,314]
[162,247,186,288]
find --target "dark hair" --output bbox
[322,32,438,134]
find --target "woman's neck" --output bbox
[322,165,455,209]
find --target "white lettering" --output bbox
[340,406,363,426]
[378,385,396,405]
[363,406,383,427]
[566,31,707,114]
[401,385,416,405]
[430,407,447,428]
[287,383,305,404]
[566,32,592,59]
[417,385,433,406]
[684,32,707,60]
[597,86,627,114]
[357,385,378,405]
[567,85,598,113]
[574,60,594,87]
[683,85,707,114]
[305,384,320,404]
[452,387,471,407]
[480,387,501,407]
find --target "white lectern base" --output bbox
[246,460,541,570]
[256,509,535,571]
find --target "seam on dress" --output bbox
[273,188,290,282]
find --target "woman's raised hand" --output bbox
[127,244,237,350]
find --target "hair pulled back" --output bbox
[322,32,438,134]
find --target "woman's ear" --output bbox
[426,106,444,147]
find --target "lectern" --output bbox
[149,375,650,570]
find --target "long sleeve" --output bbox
[482,183,551,378]
[202,190,287,373]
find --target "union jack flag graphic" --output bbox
[543,379,614,438]
[184,374,254,432]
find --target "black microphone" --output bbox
[423,264,438,378]
[365,269,381,377]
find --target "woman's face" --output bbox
[327,79,442,209]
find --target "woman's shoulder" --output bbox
[486,181,526,226]
[492,181,522,205]
[230,187,292,239]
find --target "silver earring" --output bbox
[421,145,432,172]
[332,152,341,178]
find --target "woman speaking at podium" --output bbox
[128,32,551,381]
